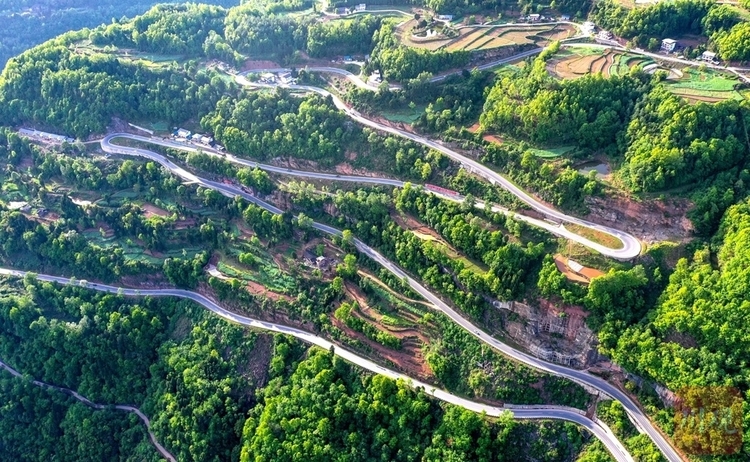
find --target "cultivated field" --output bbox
[550,48,653,79]
[551,47,747,103]
[403,23,575,52]
[446,28,490,51]
[667,68,746,103]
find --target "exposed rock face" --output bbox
[583,195,693,243]
[493,299,604,369]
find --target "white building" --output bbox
[260,72,276,83]
[177,128,191,138]
[581,21,595,35]
[436,14,453,21]
[661,38,677,53]
[19,128,74,143]
[596,30,613,40]
[354,3,366,11]
[701,51,717,62]
[278,72,294,84]
[529,14,540,22]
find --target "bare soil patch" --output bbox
[173,218,197,230]
[141,203,169,218]
[392,212,442,241]
[237,333,273,392]
[246,280,292,302]
[553,254,604,285]
[332,316,432,379]
[242,60,281,71]
[583,194,694,244]
[551,52,608,79]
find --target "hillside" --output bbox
[1,1,750,461]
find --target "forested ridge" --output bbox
[0,0,239,69]
[0,39,229,137]
[0,277,594,461]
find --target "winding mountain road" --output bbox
[234,75,642,260]
[0,267,631,462]
[0,358,176,462]
[103,133,629,254]
[100,136,681,461]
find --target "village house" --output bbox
[277,71,294,85]
[661,38,677,53]
[596,30,613,40]
[701,50,718,63]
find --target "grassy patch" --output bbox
[111,190,139,200]
[529,146,575,159]
[380,105,426,124]
[666,68,745,102]
[412,230,487,273]
[670,68,739,92]
[221,242,297,293]
[564,223,624,250]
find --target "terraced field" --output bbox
[446,28,491,51]
[550,49,652,79]
[403,23,575,53]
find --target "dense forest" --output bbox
[0,0,239,68]
[0,277,595,461]
[480,44,650,152]
[0,375,161,462]
[600,198,750,459]
[0,38,229,137]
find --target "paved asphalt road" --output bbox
[0,268,632,462]
[103,133,634,253]
[100,137,682,461]
[0,358,176,461]
[103,133,406,187]
[234,75,642,260]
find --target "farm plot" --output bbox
[551,49,649,79]
[465,36,495,51]
[610,54,647,77]
[446,29,492,52]
[483,27,552,48]
[221,242,297,294]
[417,24,557,52]
[529,146,576,159]
[667,68,745,103]
[536,24,577,43]
[551,52,604,79]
